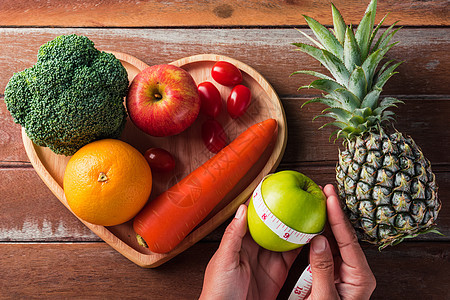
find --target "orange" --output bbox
[63,139,152,226]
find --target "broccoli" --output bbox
[4,34,129,156]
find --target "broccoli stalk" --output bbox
[4,34,129,156]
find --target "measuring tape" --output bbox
[252,175,319,300]
[288,264,312,300]
[252,176,319,245]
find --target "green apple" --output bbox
[247,170,327,252]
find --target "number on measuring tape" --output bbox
[252,176,319,245]
[288,264,313,300]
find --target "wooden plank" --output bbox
[368,243,450,300]
[3,96,449,165]
[0,0,448,27]
[281,97,450,164]
[2,96,449,243]
[0,28,449,96]
[280,242,450,300]
[1,241,449,299]
[0,167,100,242]
[0,100,28,163]
[0,242,211,299]
[0,165,448,242]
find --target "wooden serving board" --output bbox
[22,52,287,268]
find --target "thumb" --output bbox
[216,204,248,267]
[308,235,338,299]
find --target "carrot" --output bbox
[133,118,278,253]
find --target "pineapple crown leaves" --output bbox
[292,0,404,140]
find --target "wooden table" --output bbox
[1,1,449,299]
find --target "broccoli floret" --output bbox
[4,34,129,156]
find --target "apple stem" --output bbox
[154,93,163,100]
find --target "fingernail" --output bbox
[312,236,327,253]
[235,205,245,220]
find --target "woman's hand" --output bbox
[200,204,301,299]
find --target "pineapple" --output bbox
[293,0,441,249]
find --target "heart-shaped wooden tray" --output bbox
[22,52,287,267]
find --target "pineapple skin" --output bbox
[292,0,442,249]
[336,128,441,249]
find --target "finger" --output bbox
[309,235,338,299]
[320,222,339,255]
[217,204,248,268]
[323,184,369,269]
[316,221,341,282]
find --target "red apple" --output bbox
[126,64,201,137]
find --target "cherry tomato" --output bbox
[202,119,228,153]
[227,84,252,119]
[144,147,176,172]
[211,61,243,86]
[197,82,222,118]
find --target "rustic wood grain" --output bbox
[2,96,449,165]
[1,242,449,299]
[0,242,211,299]
[2,93,449,245]
[0,0,448,27]
[0,28,449,97]
[282,97,450,164]
[367,243,450,299]
[280,242,450,300]
[0,167,100,242]
[0,2,449,296]
[1,163,448,243]
[0,98,29,163]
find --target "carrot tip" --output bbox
[136,234,148,248]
